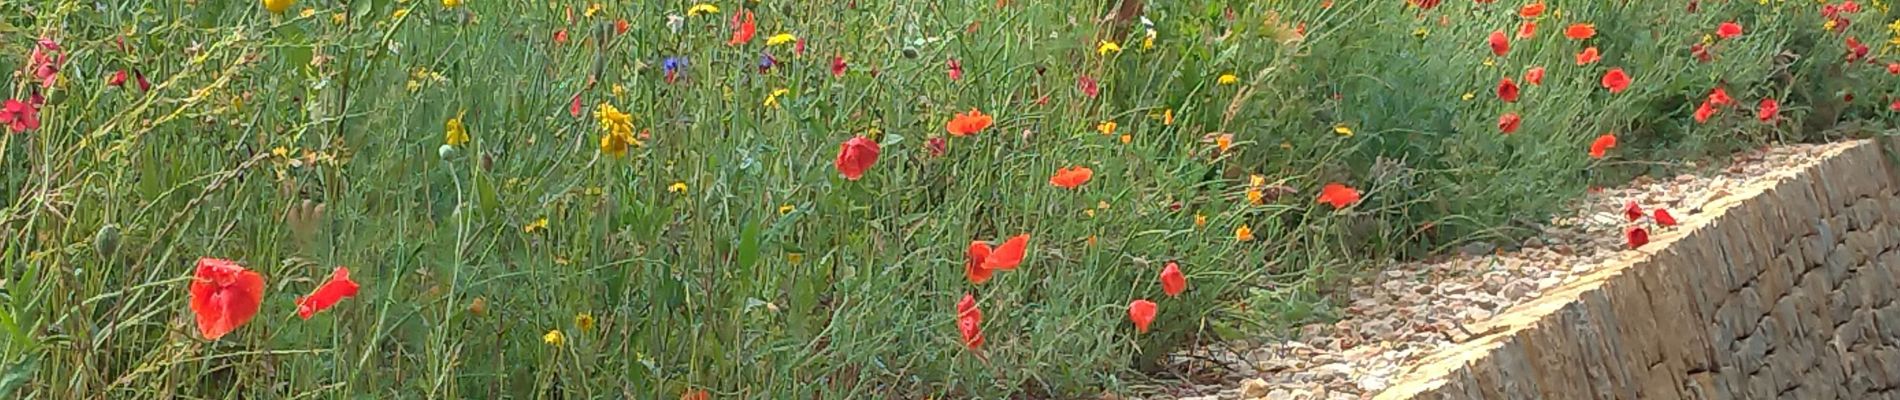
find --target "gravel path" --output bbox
[1152,142,1848,400]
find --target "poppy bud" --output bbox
[94,224,121,260]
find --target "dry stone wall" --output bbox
[1376,139,1900,400]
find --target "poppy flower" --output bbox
[956,293,984,349]
[133,69,151,92]
[1623,200,1644,221]
[569,92,583,118]
[615,19,630,35]
[1518,2,1545,18]
[108,70,128,87]
[1159,262,1187,297]
[681,390,712,400]
[831,56,848,77]
[1078,75,1099,98]
[981,234,1029,271]
[926,137,948,158]
[1496,78,1520,103]
[835,136,880,180]
[1625,226,1650,249]
[1693,100,1716,124]
[1589,133,1616,159]
[947,58,962,81]
[1410,0,1441,9]
[1691,44,1712,63]
[554,29,569,45]
[1497,112,1522,134]
[1563,23,1596,40]
[1601,68,1630,93]
[728,10,756,45]
[0,99,40,133]
[965,241,994,284]
[1316,183,1361,209]
[1524,67,1545,85]
[946,109,993,136]
[1844,37,1869,62]
[189,257,266,340]
[1128,300,1157,334]
[1757,98,1779,122]
[1654,209,1677,227]
[1708,88,1733,107]
[1716,21,1742,39]
[1576,47,1600,65]
[1892,99,1900,112]
[1516,21,1536,39]
[296,266,360,320]
[1050,166,1094,189]
[1487,30,1510,56]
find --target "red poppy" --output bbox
[1410,0,1441,9]
[831,56,848,78]
[982,234,1029,271]
[681,390,711,400]
[1888,63,1899,75]
[296,266,360,320]
[1601,68,1630,93]
[1708,88,1733,107]
[1487,30,1510,56]
[1654,209,1678,227]
[1516,21,1536,39]
[835,136,880,180]
[554,29,569,45]
[1078,75,1099,98]
[926,137,948,158]
[794,38,806,56]
[1497,112,1521,134]
[1625,226,1650,249]
[568,92,583,118]
[1589,133,1616,159]
[1892,99,1900,112]
[615,19,630,35]
[956,293,984,349]
[1715,21,1742,39]
[1576,47,1601,65]
[133,69,151,92]
[1128,300,1157,334]
[0,99,40,133]
[1496,77,1520,103]
[1316,183,1361,209]
[965,241,994,284]
[1623,200,1644,221]
[189,257,266,340]
[1757,98,1779,122]
[1693,100,1716,124]
[1049,166,1094,189]
[1518,2,1545,18]
[1691,43,1712,63]
[1845,37,1869,62]
[1524,67,1545,85]
[947,58,963,81]
[728,10,756,46]
[108,70,128,87]
[1159,262,1187,297]
[946,109,993,136]
[1563,23,1596,40]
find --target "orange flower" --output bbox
[1600,68,1630,93]
[946,109,993,136]
[1524,66,1545,85]
[1316,183,1361,210]
[1589,134,1616,159]
[1563,23,1595,40]
[1518,1,1545,18]
[1575,47,1601,65]
[1049,166,1094,189]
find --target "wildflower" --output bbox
[442,0,461,8]
[1163,109,1175,125]
[1097,121,1117,136]
[965,241,995,284]
[1563,23,1596,40]
[1235,224,1254,242]
[778,204,796,215]
[947,58,963,81]
[1097,40,1123,56]
[1844,37,1870,62]
[583,3,600,18]
[468,297,487,315]
[835,136,881,181]
[1317,183,1361,210]
[189,258,266,340]
[1576,47,1601,65]
[1625,226,1650,249]
[575,313,596,331]
[0,100,41,133]
[1496,78,1520,103]
[1218,74,1239,85]
[728,10,756,45]
[767,33,797,46]
[1497,112,1522,134]
[1142,28,1157,49]
[926,137,948,158]
[595,103,639,157]
[1654,209,1678,227]
[981,234,1029,271]
[1888,63,1899,75]
[687,3,719,16]
[1600,68,1631,93]
[1589,134,1616,159]
[1128,300,1158,334]
[1215,133,1233,153]
[263,0,294,14]
[956,294,984,348]
[1716,21,1743,39]
[1488,30,1510,56]
[1195,213,1207,228]
[1077,75,1099,98]
[946,109,993,136]
[1160,262,1187,297]
[554,28,569,45]
[669,182,688,193]
[682,390,711,400]
[1525,67,1545,85]
[1332,123,1354,137]
[1050,166,1094,189]
[831,56,848,77]
[445,112,469,146]
[663,57,686,83]
[1694,100,1716,123]
[108,70,128,87]
[1623,200,1644,221]
[764,88,790,108]
[1708,87,1733,107]
[1757,98,1779,122]
[1691,43,1712,63]
[544,329,565,346]
[524,217,549,233]
[1518,2,1545,18]
[569,93,583,117]
[296,267,360,320]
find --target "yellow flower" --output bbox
[299,8,316,18]
[669,181,688,193]
[1460,92,1475,101]
[467,297,487,315]
[687,3,720,16]
[1412,27,1429,38]
[778,204,795,214]
[1249,174,1266,188]
[1194,213,1207,228]
[766,33,798,46]
[594,103,640,157]
[442,0,462,8]
[1218,74,1239,85]
[1142,29,1157,49]
[611,84,627,99]
[444,112,469,146]
[575,313,596,332]
[584,3,602,18]
[1119,134,1132,144]
[524,217,549,233]
[1247,189,1265,205]
[1163,108,1174,126]
[1235,224,1254,242]
[1824,19,1837,32]
[392,8,411,19]
[1482,58,1496,67]
[271,146,291,158]
[1333,123,1354,137]
[1097,40,1123,56]
[332,12,347,25]
[1215,134,1233,153]
[764,88,791,108]
[543,329,565,346]
[262,0,294,14]
[1097,121,1117,136]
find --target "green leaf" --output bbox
[736,219,761,271]
[0,354,39,396]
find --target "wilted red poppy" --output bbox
[0,100,40,133]
[1716,21,1742,39]
[1128,300,1157,334]
[190,257,266,340]
[1159,262,1187,297]
[1845,37,1869,62]
[1077,75,1099,98]
[956,293,984,349]
[1654,209,1677,227]
[965,241,994,284]
[1708,88,1733,107]
[947,58,963,81]
[1576,47,1600,65]
[1563,23,1595,40]
[1625,226,1649,248]
[946,109,993,136]
[1524,67,1545,85]
[982,234,1029,270]
[108,70,128,87]
[831,56,848,77]
[1623,200,1644,221]
[835,136,881,180]
[1518,2,1545,18]
[1516,21,1536,39]
[1601,68,1630,93]
[1487,31,1510,56]
[1757,98,1779,122]
[1316,183,1360,209]
[1497,112,1522,134]
[1693,100,1716,123]
[1049,166,1093,189]
[1589,133,1616,159]
[569,92,583,118]
[1691,43,1712,63]
[296,266,360,320]
[1496,78,1520,103]
[728,10,756,45]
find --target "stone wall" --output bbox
[1376,139,1900,400]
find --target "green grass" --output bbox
[1,0,1897,398]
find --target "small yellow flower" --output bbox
[1195,213,1207,228]
[575,313,596,332]
[1412,27,1429,38]
[778,204,795,214]
[271,146,291,158]
[687,3,720,16]
[1119,134,1132,144]
[331,13,346,25]
[524,217,549,233]
[1097,121,1118,136]
[1824,19,1837,32]
[1087,235,1099,246]
[1482,58,1496,67]
[766,33,798,46]
[1085,209,1097,218]
[1249,174,1266,188]
[1097,40,1123,56]
[392,7,411,19]
[543,329,565,346]
[1163,108,1174,126]
[611,84,627,99]
[764,88,791,108]
[299,8,316,18]
[1461,92,1475,101]
[1235,224,1255,242]
[669,181,688,193]
[1218,74,1239,85]
[1247,189,1265,205]
[584,3,602,18]
[442,0,462,8]
[1333,123,1354,137]
[444,112,470,146]
[262,0,294,14]
[1142,29,1157,49]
